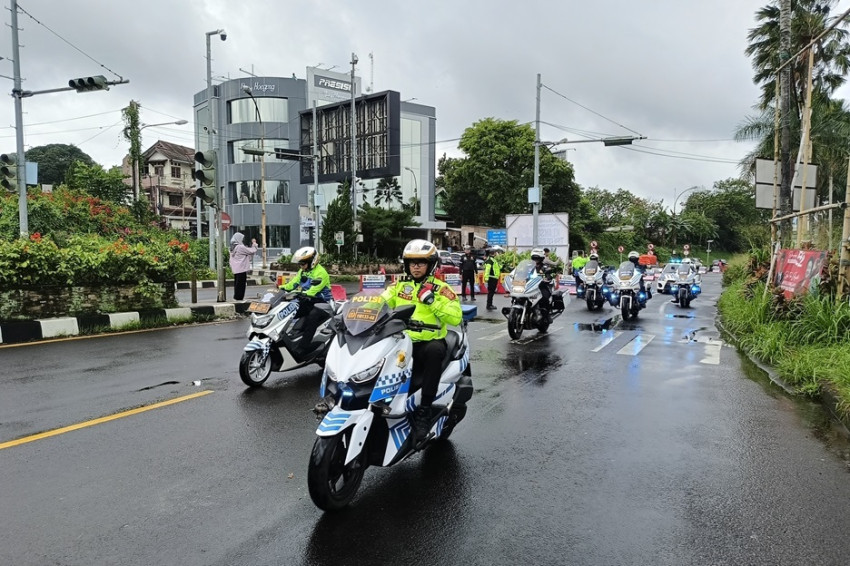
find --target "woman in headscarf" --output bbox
[229,232,258,300]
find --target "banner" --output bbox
[773,249,827,299]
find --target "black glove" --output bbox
[417,284,435,306]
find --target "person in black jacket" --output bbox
[460,247,478,301]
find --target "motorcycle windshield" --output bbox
[340,294,391,336]
[511,260,537,284]
[617,261,635,280]
[676,265,692,279]
[583,260,599,277]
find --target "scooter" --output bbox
[501,259,565,339]
[576,259,608,311]
[239,288,339,387]
[670,264,702,308]
[606,261,649,320]
[308,293,474,511]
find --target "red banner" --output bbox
[773,249,827,299]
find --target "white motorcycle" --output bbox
[239,288,338,387]
[670,264,702,308]
[501,259,565,339]
[576,259,608,311]
[606,261,650,320]
[308,293,474,511]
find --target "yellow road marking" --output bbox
[0,390,214,450]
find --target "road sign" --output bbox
[590,240,598,249]
[683,244,690,251]
[648,243,655,250]
[334,231,344,245]
[618,245,624,253]
[220,212,231,230]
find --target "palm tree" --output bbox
[746,0,850,116]
[372,176,403,208]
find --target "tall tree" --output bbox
[23,144,94,186]
[122,101,142,200]
[438,118,580,227]
[320,180,355,259]
[65,162,129,204]
[372,176,403,208]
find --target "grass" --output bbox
[718,256,850,423]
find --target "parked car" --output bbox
[437,249,452,266]
[450,252,463,267]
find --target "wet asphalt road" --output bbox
[3,274,850,565]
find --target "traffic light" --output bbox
[0,153,18,191]
[193,150,217,189]
[194,187,218,208]
[68,75,109,92]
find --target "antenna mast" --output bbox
[368,52,374,93]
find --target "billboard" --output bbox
[754,158,818,211]
[299,90,401,185]
[306,67,362,107]
[505,213,569,257]
[773,248,827,299]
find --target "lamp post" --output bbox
[129,120,188,201]
[242,85,267,268]
[671,185,699,247]
[350,53,360,259]
[204,28,227,301]
[404,166,418,216]
[706,239,713,267]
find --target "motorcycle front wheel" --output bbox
[239,349,272,387]
[621,301,633,320]
[308,430,366,511]
[507,308,524,340]
[678,288,689,308]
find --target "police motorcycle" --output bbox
[501,258,566,339]
[575,255,608,311]
[606,260,649,320]
[308,293,474,511]
[239,283,339,387]
[670,261,702,308]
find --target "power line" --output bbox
[16,3,125,81]
[541,83,643,136]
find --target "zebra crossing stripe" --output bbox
[592,331,621,352]
[616,334,655,356]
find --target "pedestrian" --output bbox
[460,247,478,301]
[483,248,501,310]
[229,232,258,301]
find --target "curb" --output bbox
[176,277,263,290]
[0,304,239,345]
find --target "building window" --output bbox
[231,179,290,205]
[235,225,291,251]
[154,165,164,176]
[229,97,289,124]
[232,139,290,163]
[168,194,183,207]
[171,166,181,178]
[143,165,150,176]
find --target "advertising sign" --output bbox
[773,248,828,299]
[359,274,387,295]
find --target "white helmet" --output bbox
[402,239,439,279]
[589,252,599,261]
[292,246,319,270]
[681,258,694,264]
[530,248,545,261]
[628,250,639,260]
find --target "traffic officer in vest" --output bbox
[483,248,502,310]
[279,246,332,357]
[381,239,462,443]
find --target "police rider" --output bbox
[279,246,332,357]
[381,239,462,443]
[627,250,651,298]
[531,248,556,323]
[483,248,501,311]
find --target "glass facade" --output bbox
[232,139,292,163]
[231,179,290,205]
[233,224,291,251]
[229,97,289,124]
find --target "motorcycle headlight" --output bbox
[692,285,701,294]
[512,285,525,293]
[251,313,275,328]
[671,285,679,293]
[350,360,385,384]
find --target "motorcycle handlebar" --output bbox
[408,320,442,331]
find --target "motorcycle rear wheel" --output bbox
[507,309,524,339]
[438,404,467,441]
[308,430,366,511]
[239,349,272,387]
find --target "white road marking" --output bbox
[592,331,622,352]
[699,338,723,365]
[616,334,655,356]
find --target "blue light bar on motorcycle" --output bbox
[670,285,679,293]
[692,285,701,294]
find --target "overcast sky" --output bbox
[1,0,801,207]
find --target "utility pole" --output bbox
[10,0,27,236]
[838,156,850,298]
[313,101,320,251]
[532,73,541,248]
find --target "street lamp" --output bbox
[350,52,359,259]
[404,166,418,216]
[671,185,700,247]
[242,84,267,269]
[205,28,226,302]
[128,119,188,201]
[706,239,714,267]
